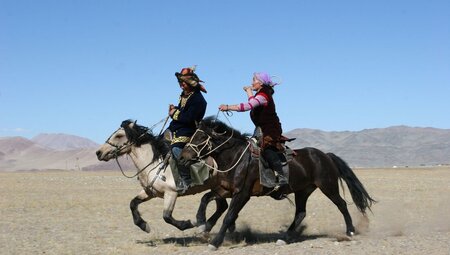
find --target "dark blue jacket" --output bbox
[168,90,207,146]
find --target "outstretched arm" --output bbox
[219,93,268,112]
[219,104,240,111]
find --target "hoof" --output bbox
[196,231,210,242]
[197,224,206,233]
[347,231,355,237]
[186,220,195,229]
[196,232,210,243]
[276,239,287,246]
[208,244,218,251]
[336,234,352,242]
[139,222,151,233]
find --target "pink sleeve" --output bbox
[238,95,268,112]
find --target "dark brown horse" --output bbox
[180,116,375,250]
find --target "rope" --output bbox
[112,117,168,179]
[115,155,162,179]
[214,109,233,122]
[201,142,251,173]
[157,116,170,136]
[188,111,251,173]
[149,116,169,132]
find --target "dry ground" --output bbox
[1,167,449,254]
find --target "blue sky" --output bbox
[1,0,449,143]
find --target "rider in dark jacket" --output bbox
[168,66,207,193]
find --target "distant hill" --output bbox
[285,126,450,167]
[32,133,99,150]
[0,134,133,172]
[1,126,449,171]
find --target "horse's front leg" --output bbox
[208,191,251,250]
[130,189,154,233]
[196,191,217,229]
[162,191,195,230]
[196,191,231,233]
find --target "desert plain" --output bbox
[1,167,449,255]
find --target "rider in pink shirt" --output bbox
[238,93,268,111]
[219,72,287,186]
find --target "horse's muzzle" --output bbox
[96,150,106,161]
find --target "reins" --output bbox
[114,154,162,179]
[147,115,170,137]
[186,111,251,173]
[109,117,169,180]
[200,142,250,173]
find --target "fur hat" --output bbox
[175,66,207,93]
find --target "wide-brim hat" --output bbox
[175,66,207,93]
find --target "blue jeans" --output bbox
[171,146,191,182]
[171,146,183,160]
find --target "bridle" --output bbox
[105,128,133,158]
[184,128,233,159]
[105,127,163,180]
[184,126,250,173]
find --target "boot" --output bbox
[176,178,191,194]
[177,165,192,194]
[278,175,288,186]
[263,147,288,186]
[278,152,288,166]
[274,166,288,186]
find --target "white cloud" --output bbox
[1,127,30,133]
[13,128,28,133]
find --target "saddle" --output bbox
[280,135,297,143]
[249,135,297,157]
[248,135,296,188]
[168,154,217,191]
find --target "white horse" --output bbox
[95,120,228,233]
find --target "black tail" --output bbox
[327,152,376,215]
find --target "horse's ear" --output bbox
[127,120,136,129]
[196,120,202,128]
[121,119,132,128]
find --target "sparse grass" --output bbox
[0,168,449,254]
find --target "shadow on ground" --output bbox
[136,225,328,247]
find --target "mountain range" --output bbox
[285,125,450,167]
[0,126,449,171]
[0,134,134,172]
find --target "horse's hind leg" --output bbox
[319,183,355,236]
[130,189,154,233]
[162,191,195,230]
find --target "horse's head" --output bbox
[96,119,168,161]
[179,116,246,166]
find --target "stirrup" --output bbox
[276,175,288,186]
[176,179,191,194]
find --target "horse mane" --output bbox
[201,116,248,141]
[121,119,170,161]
